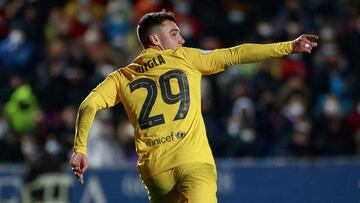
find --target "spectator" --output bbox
[87,110,126,168]
[227,80,260,157]
[0,29,36,78]
[254,88,279,156]
[201,78,229,157]
[4,74,39,134]
[116,119,137,161]
[313,94,355,155]
[276,90,311,156]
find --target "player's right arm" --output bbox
[70,73,121,183]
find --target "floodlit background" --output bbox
[0,0,359,202]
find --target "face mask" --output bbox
[21,138,36,159]
[77,10,91,24]
[98,64,115,78]
[285,21,300,36]
[176,2,191,15]
[45,137,61,155]
[9,29,25,46]
[84,28,100,45]
[228,10,245,24]
[323,96,341,117]
[320,26,335,41]
[257,22,273,38]
[239,129,255,143]
[227,119,240,137]
[284,101,304,120]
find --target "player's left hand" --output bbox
[292,34,319,54]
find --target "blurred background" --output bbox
[0,0,359,202]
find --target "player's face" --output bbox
[154,20,185,50]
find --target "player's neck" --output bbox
[146,44,165,51]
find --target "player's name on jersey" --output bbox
[135,55,166,73]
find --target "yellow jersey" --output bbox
[73,42,293,177]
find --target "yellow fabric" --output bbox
[73,41,293,176]
[141,162,217,203]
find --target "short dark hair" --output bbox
[137,11,175,47]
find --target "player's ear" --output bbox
[149,34,161,46]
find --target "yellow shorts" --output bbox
[141,162,217,203]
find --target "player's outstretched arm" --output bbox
[292,34,319,54]
[190,34,318,70]
[70,152,88,184]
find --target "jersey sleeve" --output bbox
[73,74,121,154]
[180,41,293,75]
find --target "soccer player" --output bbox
[70,11,318,203]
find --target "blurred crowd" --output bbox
[0,0,359,171]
